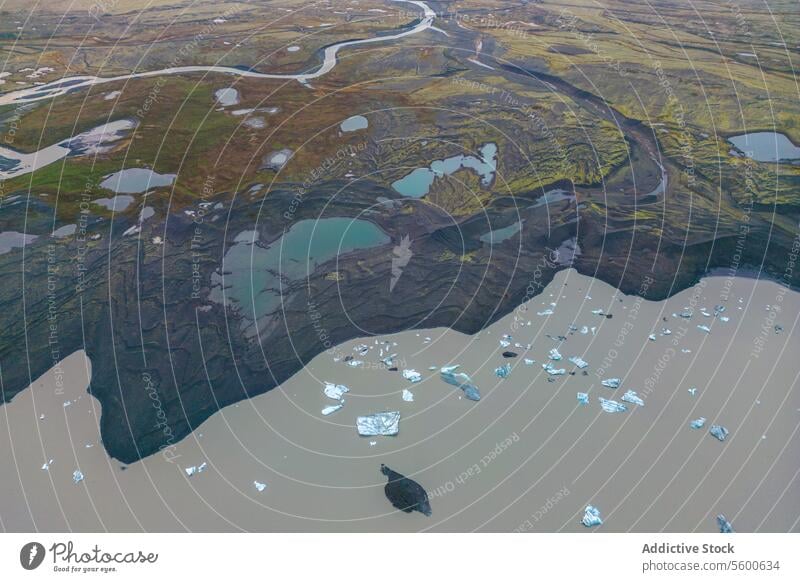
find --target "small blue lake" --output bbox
[341,115,368,132]
[100,168,177,194]
[211,218,389,330]
[392,143,497,198]
[728,132,800,162]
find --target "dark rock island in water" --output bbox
[381,464,432,516]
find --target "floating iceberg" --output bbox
[321,403,344,416]
[716,514,733,533]
[357,411,401,436]
[581,505,603,527]
[542,363,566,375]
[402,389,414,402]
[690,417,707,429]
[440,365,481,400]
[72,470,84,484]
[569,356,588,369]
[577,392,589,405]
[621,390,644,407]
[254,481,267,492]
[599,398,627,413]
[601,378,621,389]
[402,369,422,383]
[549,348,563,361]
[494,363,512,378]
[709,425,729,441]
[324,382,349,401]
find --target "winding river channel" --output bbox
[0,0,435,108]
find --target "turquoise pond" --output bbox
[100,168,177,194]
[340,115,368,132]
[392,143,497,198]
[480,221,522,244]
[210,218,389,324]
[728,132,800,162]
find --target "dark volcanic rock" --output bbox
[380,464,431,516]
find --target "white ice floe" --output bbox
[621,390,644,407]
[356,412,400,436]
[599,398,627,413]
[321,403,344,416]
[402,369,422,383]
[690,417,706,429]
[323,382,349,401]
[568,356,588,369]
[709,425,729,441]
[402,389,414,402]
[581,505,603,527]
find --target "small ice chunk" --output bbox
[601,378,621,389]
[621,390,644,407]
[717,514,733,533]
[402,389,414,402]
[72,470,84,484]
[549,348,562,361]
[402,369,422,383]
[568,356,588,369]
[254,481,267,492]
[577,392,589,405]
[356,411,401,436]
[581,505,603,527]
[185,462,208,477]
[440,365,481,400]
[494,363,512,378]
[599,398,627,413]
[542,363,566,375]
[709,425,729,441]
[324,382,349,401]
[321,403,344,416]
[690,417,706,429]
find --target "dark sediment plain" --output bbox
[1,270,798,532]
[0,136,793,471]
[2,174,798,465]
